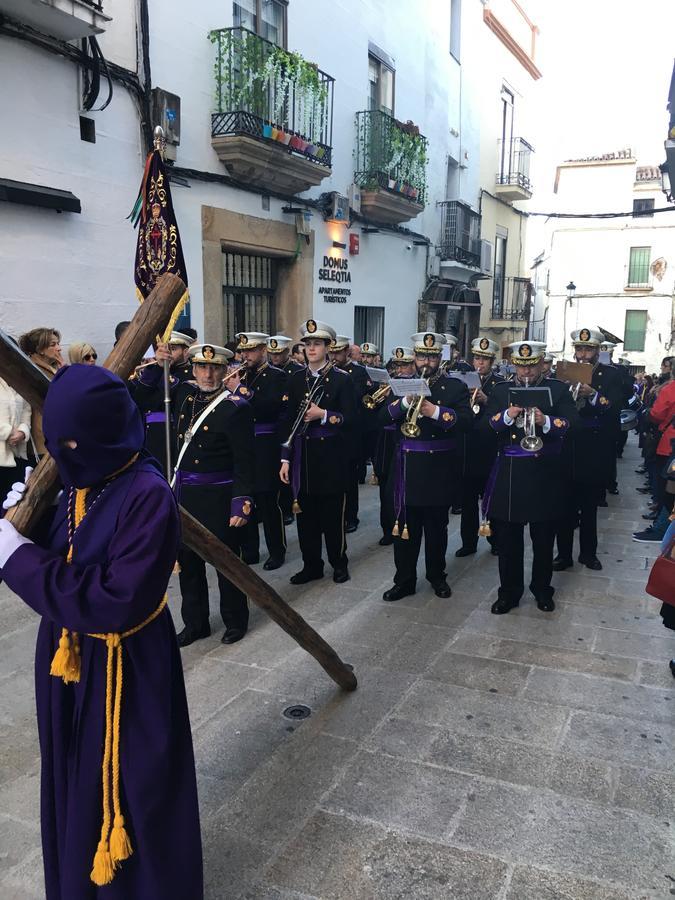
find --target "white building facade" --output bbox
[537,151,675,373]
[0,0,499,358]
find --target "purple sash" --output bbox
[145,412,166,424]
[290,425,338,504]
[481,442,562,520]
[254,422,277,436]
[393,438,456,524]
[173,469,233,503]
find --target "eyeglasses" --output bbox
[83,354,97,361]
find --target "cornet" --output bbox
[400,367,428,438]
[362,383,391,409]
[520,407,543,452]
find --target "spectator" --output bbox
[114,321,130,345]
[68,342,98,365]
[0,373,31,500]
[292,342,307,365]
[349,343,362,364]
[18,328,62,458]
[633,374,675,543]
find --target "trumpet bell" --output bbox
[520,435,543,452]
[362,395,377,410]
[401,420,421,438]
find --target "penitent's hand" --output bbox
[2,467,33,510]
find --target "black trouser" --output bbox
[296,491,348,572]
[556,485,600,560]
[393,505,449,587]
[241,490,286,560]
[379,480,394,536]
[177,531,248,633]
[345,458,360,525]
[494,519,556,603]
[617,431,628,456]
[279,482,293,519]
[459,474,498,550]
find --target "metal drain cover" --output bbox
[283,704,311,721]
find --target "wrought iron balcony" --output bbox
[439,201,481,267]
[209,27,334,169]
[495,137,533,200]
[354,110,428,223]
[491,276,531,320]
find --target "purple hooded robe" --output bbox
[0,365,203,899]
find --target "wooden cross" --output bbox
[0,273,357,693]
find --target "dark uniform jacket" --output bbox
[563,362,624,488]
[280,363,357,495]
[340,360,374,460]
[281,359,305,376]
[381,372,472,507]
[240,363,288,492]
[462,371,504,482]
[128,361,193,472]
[485,377,579,523]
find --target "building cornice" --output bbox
[483,8,542,80]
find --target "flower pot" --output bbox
[262,124,273,139]
[271,127,279,140]
[388,178,396,190]
[280,132,292,145]
[315,147,325,159]
[289,135,302,150]
[305,143,317,156]
[297,139,309,152]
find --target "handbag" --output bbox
[646,534,675,605]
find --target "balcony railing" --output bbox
[209,27,334,168]
[496,137,533,191]
[492,276,531,319]
[439,200,481,267]
[354,110,428,205]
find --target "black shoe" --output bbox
[431,579,452,598]
[491,596,519,615]
[552,556,574,571]
[636,487,651,494]
[669,660,675,680]
[333,566,350,584]
[383,584,416,602]
[491,546,499,556]
[536,596,556,612]
[221,627,246,645]
[283,514,294,526]
[455,546,477,558]
[608,487,619,495]
[579,555,602,571]
[379,534,394,546]
[290,568,324,585]
[176,625,211,648]
[642,511,658,520]
[263,555,285,571]
[242,553,260,565]
[635,467,646,474]
[345,521,358,534]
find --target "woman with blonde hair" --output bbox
[18,328,63,458]
[68,342,98,365]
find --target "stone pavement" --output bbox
[1,438,674,899]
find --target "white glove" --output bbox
[0,518,32,567]
[2,466,33,510]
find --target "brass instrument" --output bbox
[471,387,481,415]
[400,367,428,438]
[520,407,543,452]
[362,383,391,409]
[222,364,247,384]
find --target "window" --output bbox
[624,310,648,352]
[627,246,651,287]
[233,0,287,46]
[354,306,385,353]
[450,0,462,61]
[498,85,514,179]
[368,53,395,117]
[492,232,507,316]
[222,251,277,336]
[632,198,655,218]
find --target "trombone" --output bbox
[400,367,428,438]
[362,383,391,409]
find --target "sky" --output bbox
[528,0,674,203]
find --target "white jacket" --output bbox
[0,377,31,467]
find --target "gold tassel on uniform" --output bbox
[292,499,302,514]
[401,524,409,541]
[478,520,492,538]
[391,520,400,537]
[369,473,379,486]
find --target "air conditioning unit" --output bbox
[480,239,493,275]
[325,192,350,224]
[428,255,441,278]
[348,183,362,215]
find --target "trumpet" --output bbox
[569,382,581,402]
[362,383,391,409]
[400,367,427,438]
[520,406,543,452]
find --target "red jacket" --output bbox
[650,380,675,457]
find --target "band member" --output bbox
[358,342,381,483]
[554,328,624,571]
[267,335,304,524]
[329,335,373,533]
[443,334,472,372]
[280,320,357,585]
[267,334,305,375]
[372,346,415,544]
[381,333,472,601]
[360,342,380,367]
[541,352,554,378]
[235,332,288,570]
[137,342,255,646]
[456,337,504,557]
[485,340,578,614]
[601,341,635,462]
[128,330,194,475]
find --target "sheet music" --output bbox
[366,366,391,384]
[389,378,431,398]
[447,371,481,389]
[599,351,611,364]
[441,346,452,361]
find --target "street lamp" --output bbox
[659,162,673,203]
[566,281,576,304]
